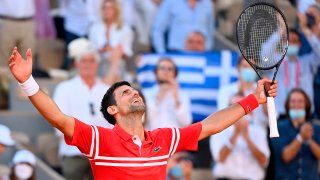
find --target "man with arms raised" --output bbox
[8,47,277,179]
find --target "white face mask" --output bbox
[14,164,33,180]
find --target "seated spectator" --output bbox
[54,38,114,180]
[143,57,192,130]
[10,149,36,180]
[167,152,193,180]
[152,0,214,53]
[89,0,134,80]
[271,88,320,179]
[0,124,15,154]
[184,31,206,52]
[210,94,270,180]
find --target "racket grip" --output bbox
[267,97,279,138]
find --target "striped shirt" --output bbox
[65,118,202,179]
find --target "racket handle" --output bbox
[267,97,279,138]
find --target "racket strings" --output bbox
[237,4,288,69]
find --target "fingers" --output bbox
[26,48,32,63]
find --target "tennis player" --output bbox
[8,47,277,179]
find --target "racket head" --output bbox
[236,2,289,70]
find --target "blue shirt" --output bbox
[271,120,320,180]
[152,0,214,53]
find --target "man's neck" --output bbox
[117,114,145,141]
[81,76,96,89]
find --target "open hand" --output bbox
[8,47,33,83]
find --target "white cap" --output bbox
[0,124,15,146]
[67,38,100,63]
[13,150,36,166]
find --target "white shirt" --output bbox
[89,22,134,57]
[53,76,113,157]
[0,0,35,18]
[60,0,90,36]
[210,123,270,180]
[217,82,268,128]
[143,85,192,130]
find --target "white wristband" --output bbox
[296,134,303,143]
[18,75,40,96]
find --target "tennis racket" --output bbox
[236,2,288,138]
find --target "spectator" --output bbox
[152,0,214,53]
[53,38,114,180]
[0,0,36,67]
[59,0,90,69]
[143,57,192,130]
[167,152,193,180]
[135,0,162,48]
[217,56,268,128]
[89,0,134,80]
[0,124,15,154]
[263,28,320,117]
[10,150,36,180]
[210,93,270,180]
[184,31,206,52]
[271,88,320,179]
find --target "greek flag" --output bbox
[137,51,239,122]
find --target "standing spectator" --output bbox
[263,28,320,116]
[152,0,214,53]
[89,0,134,80]
[53,38,115,180]
[271,88,320,179]
[210,94,270,180]
[217,56,268,128]
[10,149,36,180]
[0,0,36,67]
[0,124,15,154]
[184,31,206,52]
[59,0,90,69]
[143,57,192,130]
[135,0,162,48]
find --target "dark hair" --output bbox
[100,81,131,125]
[154,57,178,77]
[284,88,312,120]
[289,28,301,41]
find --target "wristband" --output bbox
[18,75,40,96]
[238,94,259,114]
[296,134,303,143]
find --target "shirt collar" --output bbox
[113,124,151,142]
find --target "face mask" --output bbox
[14,164,33,180]
[289,109,306,120]
[169,165,183,178]
[240,68,257,83]
[286,45,299,56]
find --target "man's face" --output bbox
[113,85,145,115]
[185,33,205,52]
[289,92,306,110]
[156,60,176,83]
[76,53,99,79]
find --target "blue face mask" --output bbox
[169,165,183,178]
[286,45,299,56]
[289,109,306,120]
[240,68,257,83]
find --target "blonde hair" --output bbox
[101,0,123,29]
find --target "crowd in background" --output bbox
[1,0,320,179]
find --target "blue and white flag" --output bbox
[137,51,239,122]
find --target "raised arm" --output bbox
[199,79,277,140]
[8,47,74,139]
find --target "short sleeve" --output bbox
[64,118,95,159]
[175,122,202,152]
